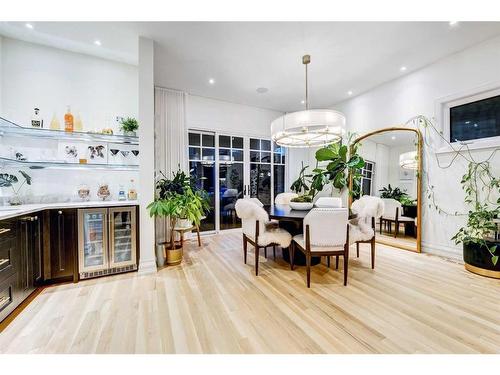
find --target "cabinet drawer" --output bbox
[0,219,16,240]
[0,273,17,323]
[0,235,16,283]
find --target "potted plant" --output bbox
[289,162,314,210]
[0,170,32,205]
[451,162,499,277]
[119,117,139,137]
[147,168,209,266]
[379,184,410,202]
[310,135,366,198]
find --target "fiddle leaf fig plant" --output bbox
[310,135,365,197]
[290,162,311,195]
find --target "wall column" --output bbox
[138,36,157,274]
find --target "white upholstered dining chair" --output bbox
[314,197,342,208]
[235,199,292,275]
[379,198,414,237]
[291,208,350,288]
[274,192,298,205]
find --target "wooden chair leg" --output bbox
[344,247,349,286]
[379,219,383,234]
[394,221,399,238]
[327,256,330,268]
[196,226,201,247]
[290,244,295,270]
[273,245,276,260]
[336,255,339,269]
[255,245,260,276]
[264,247,267,258]
[371,238,375,269]
[306,253,311,288]
[356,243,359,258]
[243,235,247,264]
[180,231,184,248]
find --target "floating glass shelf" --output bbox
[0,116,139,145]
[0,156,139,171]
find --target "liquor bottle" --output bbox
[74,112,83,132]
[64,106,74,132]
[31,107,43,128]
[49,113,60,130]
[128,179,137,200]
[118,185,127,201]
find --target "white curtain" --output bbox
[154,87,188,243]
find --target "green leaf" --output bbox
[492,256,499,266]
[315,147,335,161]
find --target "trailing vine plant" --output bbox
[404,115,499,265]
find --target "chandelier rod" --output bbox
[303,54,310,110]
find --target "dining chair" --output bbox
[314,197,342,208]
[274,192,298,205]
[290,208,349,287]
[350,195,383,269]
[235,199,292,275]
[380,198,414,238]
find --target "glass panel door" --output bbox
[249,138,272,205]
[189,131,216,231]
[78,208,108,273]
[219,135,244,230]
[109,207,137,268]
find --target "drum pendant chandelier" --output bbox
[399,150,418,170]
[271,55,346,148]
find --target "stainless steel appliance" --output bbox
[78,206,137,279]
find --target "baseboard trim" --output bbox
[138,259,157,274]
[422,241,462,262]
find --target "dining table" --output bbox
[265,204,322,266]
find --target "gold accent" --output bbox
[465,263,500,279]
[348,127,423,253]
[165,245,183,266]
[302,55,311,64]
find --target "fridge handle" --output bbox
[107,209,112,267]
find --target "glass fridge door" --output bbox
[109,206,137,268]
[78,208,108,273]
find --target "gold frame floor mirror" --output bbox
[348,127,423,253]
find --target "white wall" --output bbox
[332,34,500,258]
[186,94,281,138]
[0,38,139,203]
[1,37,137,130]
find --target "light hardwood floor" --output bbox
[1,232,500,354]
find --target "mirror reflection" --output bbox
[354,129,420,252]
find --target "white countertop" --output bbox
[0,200,139,220]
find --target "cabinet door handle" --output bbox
[58,211,63,215]
[0,228,11,235]
[0,258,9,266]
[0,295,10,307]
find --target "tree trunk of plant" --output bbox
[169,217,177,249]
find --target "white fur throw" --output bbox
[235,199,291,247]
[349,195,384,244]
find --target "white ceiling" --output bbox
[364,130,417,147]
[2,21,500,112]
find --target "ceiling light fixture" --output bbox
[449,21,458,26]
[271,55,346,148]
[94,40,102,46]
[399,151,418,170]
[25,23,34,29]
[256,87,268,94]
[347,91,353,96]
[391,136,396,140]
[301,100,305,104]
[208,78,215,85]
[400,66,407,72]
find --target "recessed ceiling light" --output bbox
[391,136,396,140]
[208,78,215,85]
[400,66,407,72]
[301,100,305,104]
[347,91,353,96]
[25,23,34,29]
[94,40,102,46]
[449,21,458,26]
[256,87,268,94]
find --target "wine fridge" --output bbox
[77,206,137,280]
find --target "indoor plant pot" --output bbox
[463,240,500,279]
[163,241,184,266]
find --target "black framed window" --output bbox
[450,94,500,142]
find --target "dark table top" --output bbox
[265,204,310,221]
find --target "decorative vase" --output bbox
[177,218,193,229]
[463,240,500,279]
[123,130,136,137]
[289,202,314,211]
[9,194,22,206]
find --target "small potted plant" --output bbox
[120,117,139,137]
[0,170,32,205]
[452,162,499,277]
[147,168,209,266]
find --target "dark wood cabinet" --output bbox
[44,209,77,283]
